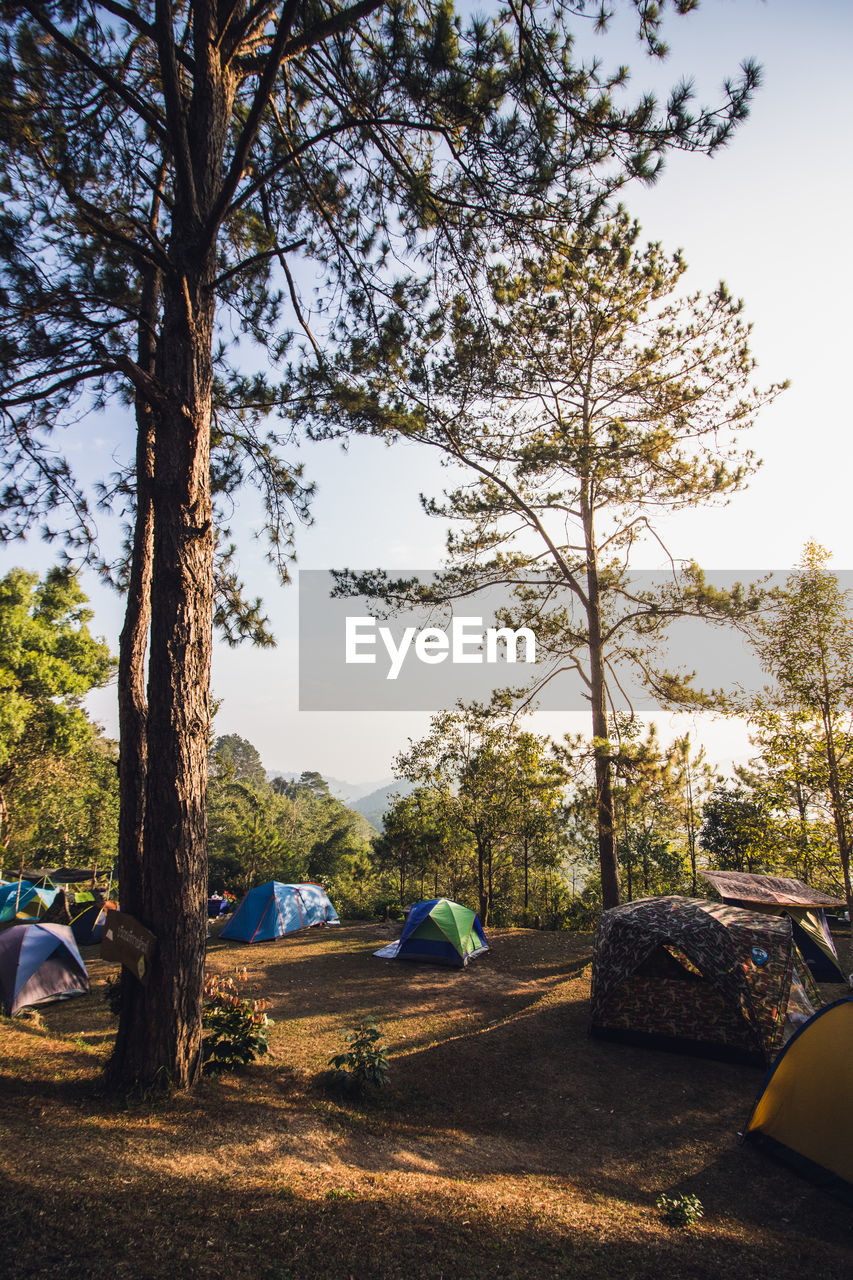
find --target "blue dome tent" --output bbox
[220,882,339,943]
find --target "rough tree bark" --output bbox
[108,29,236,1087]
[581,474,620,911]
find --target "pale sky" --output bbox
[3,0,852,785]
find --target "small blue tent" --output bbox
[0,880,59,923]
[220,882,339,943]
[0,923,89,1016]
[374,898,489,967]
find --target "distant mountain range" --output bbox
[266,771,415,832]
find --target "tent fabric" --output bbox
[0,881,59,923]
[700,870,844,910]
[745,997,853,1205]
[220,882,339,943]
[0,923,89,1016]
[374,898,488,967]
[69,901,113,946]
[590,896,819,1065]
[701,871,846,983]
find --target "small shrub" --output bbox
[656,1192,704,1228]
[328,1016,389,1098]
[202,968,271,1075]
[103,969,123,1017]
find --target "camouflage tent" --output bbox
[590,896,819,1065]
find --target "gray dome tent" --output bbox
[0,923,89,1016]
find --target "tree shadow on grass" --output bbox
[2,1145,850,1280]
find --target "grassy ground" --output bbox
[1,921,850,1280]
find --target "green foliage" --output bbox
[656,1192,704,1228]
[328,1017,390,1097]
[746,544,853,924]
[0,566,113,769]
[699,782,773,875]
[391,699,569,925]
[0,567,117,869]
[201,970,271,1075]
[206,749,376,905]
[332,210,781,908]
[209,735,267,786]
[5,731,119,872]
[202,1007,271,1074]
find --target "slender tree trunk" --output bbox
[108,406,155,1081]
[487,845,494,923]
[794,779,810,883]
[822,716,853,980]
[581,478,620,909]
[685,765,697,896]
[477,838,488,924]
[523,834,529,912]
[0,784,9,872]
[110,262,159,1071]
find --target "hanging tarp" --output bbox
[701,871,846,983]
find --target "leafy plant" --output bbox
[656,1192,704,1228]
[201,968,271,1075]
[103,970,123,1017]
[328,1016,389,1097]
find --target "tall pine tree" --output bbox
[0,1,760,1087]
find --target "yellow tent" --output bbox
[745,997,853,1204]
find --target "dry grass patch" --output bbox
[1,923,850,1280]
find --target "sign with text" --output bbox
[100,909,156,982]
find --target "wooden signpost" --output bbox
[101,909,156,982]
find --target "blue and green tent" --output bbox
[0,880,59,923]
[374,898,488,967]
[220,882,339,943]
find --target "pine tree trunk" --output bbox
[107,27,238,1090]
[581,482,620,910]
[108,242,216,1090]
[117,268,158,916]
[823,719,853,982]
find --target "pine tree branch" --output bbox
[208,0,303,241]
[21,3,170,145]
[154,0,200,223]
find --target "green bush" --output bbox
[201,968,271,1075]
[202,1005,270,1074]
[655,1192,704,1228]
[328,1016,389,1097]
